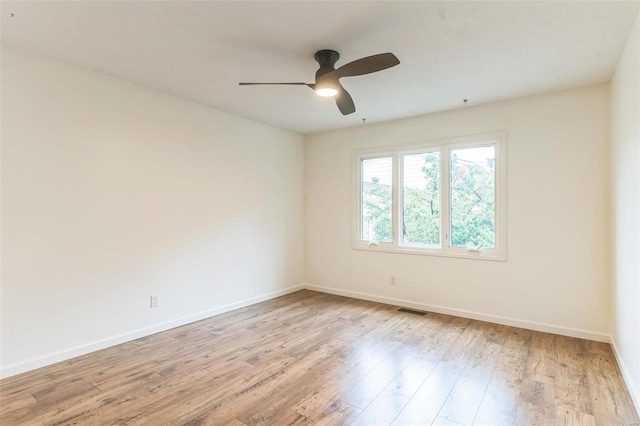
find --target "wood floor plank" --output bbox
[472,328,532,426]
[436,324,509,425]
[30,365,205,425]
[30,376,101,405]
[308,400,362,426]
[514,378,555,426]
[171,345,340,425]
[290,342,397,419]
[4,375,154,425]
[555,406,596,426]
[581,340,640,425]
[554,335,593,415]
[432,416,467,426]
[0,390,37,414]
[384,315,467,398]
[390,321,490,425]
[140,362,276,425]
[93,367,164,392]
[260,409,311,426]
[339,340,421,409]
[1,290,638,426]
[237,353,353,425]
[525,332,557,385]
[349,389,410,426]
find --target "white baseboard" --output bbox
[609,337,640,416]
[0,284,305,379]
[303,283,610,343]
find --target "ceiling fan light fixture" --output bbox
[316,87,338,97]
[315,72,339,97]
[315,85,338,97]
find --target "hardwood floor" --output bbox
[1,290,638,425]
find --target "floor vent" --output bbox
[398,308,427,316]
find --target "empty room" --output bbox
[1,1,639,425]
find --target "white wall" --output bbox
[306,84,611,339]
[0,45,305,377]
[611,13,640,409]
[0,39,627,388]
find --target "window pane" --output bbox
[450,145,496,248]
[361,157,393,242]
[402,152,440,245]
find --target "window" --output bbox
[353,133,506,261]
[361,156,393,243]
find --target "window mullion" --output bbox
[495,141,505,256]
[392,152,400,249]
[441,147,451,252]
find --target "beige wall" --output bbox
[0,46,305,376]
[611,13,640,409]
[305,84,611,339]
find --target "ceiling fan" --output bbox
[239,50,400,115]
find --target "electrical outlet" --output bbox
[390,275,397,285]
[150,295,159,308]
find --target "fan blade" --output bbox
[239,82,314,89]
[335,83,355,115]
[334,53,400,78]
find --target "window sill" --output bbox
[351,244,507,262]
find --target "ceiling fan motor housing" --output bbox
[314,50,340,78]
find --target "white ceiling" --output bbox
[2,1,638,134]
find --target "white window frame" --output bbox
[352,132,507,261]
